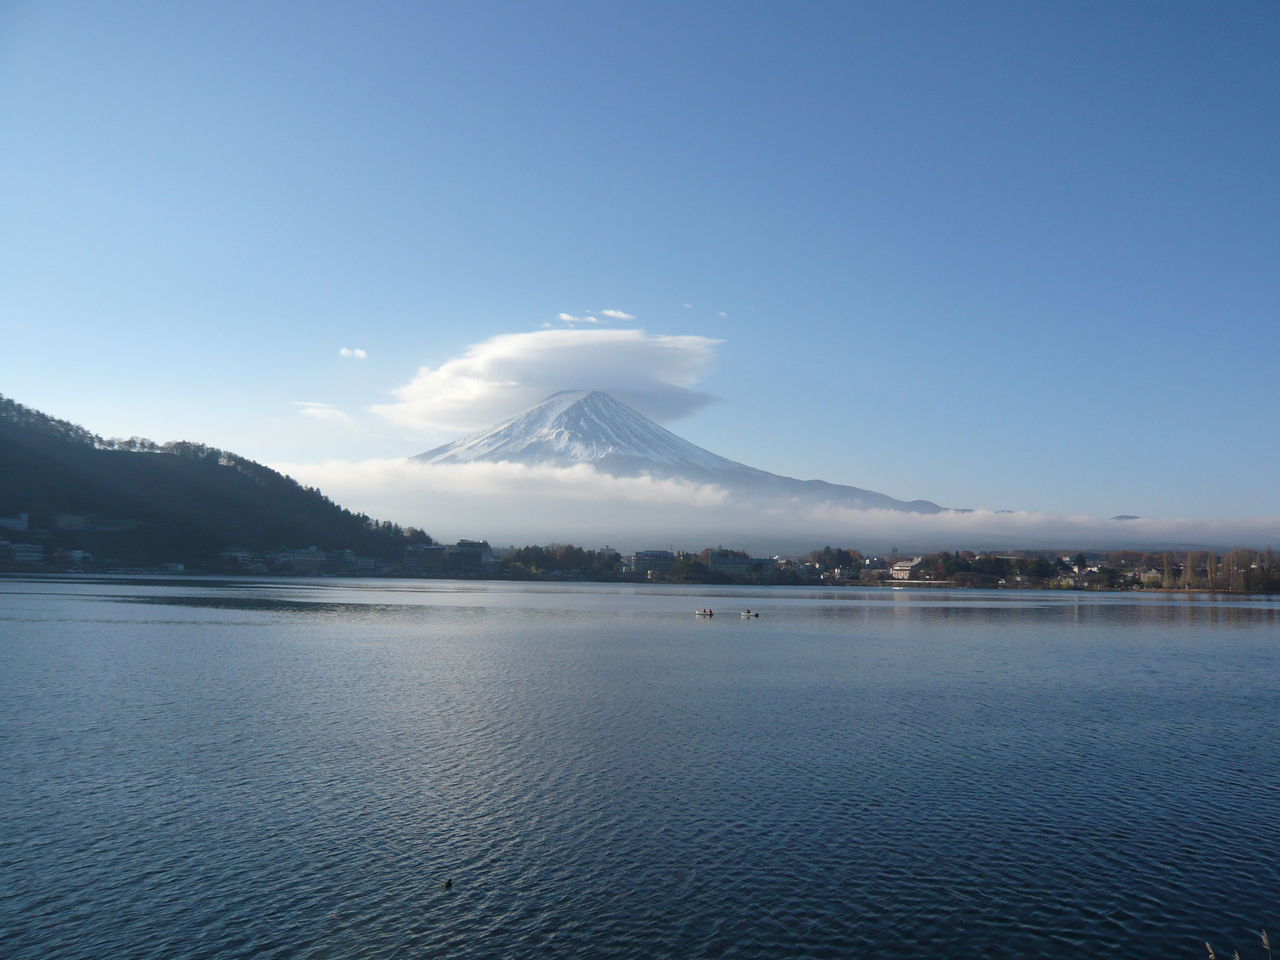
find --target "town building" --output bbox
[446,540,495,576]
[632,549,676,577]
[890,557,923,580]
[706,551,775,576]
[3,542,45,566]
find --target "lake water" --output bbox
[2,576,1278,959]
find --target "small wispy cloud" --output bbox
[295,401,356,426]
[716,312,729,319]
[682,303,693,309]
[599,309,636,321]
[555,313,603,325]
[339,347,368,359]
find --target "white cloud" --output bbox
[339,347,368,359]
[295,401,355,426]
[599,309,636,321]
[270,456,1280,552]
[682,303,693,309]
[271,459,731,545]
[716,312,729,319]
[555,313,603,325]
[371,328,722,432]
[281,459,724,506]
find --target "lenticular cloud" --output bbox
[371,328,721,433]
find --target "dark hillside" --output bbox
[0,395,427,565]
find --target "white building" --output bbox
[890,558,923,580]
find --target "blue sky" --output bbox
[2,0,1277,525]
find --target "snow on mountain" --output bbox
[414,390,946,513]
[416,390,750,474]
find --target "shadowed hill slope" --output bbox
[0,395,426,564]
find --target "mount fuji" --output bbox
[413,390,947,514]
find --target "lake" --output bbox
[2,576,1278,959]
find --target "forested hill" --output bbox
[0,395,428,565]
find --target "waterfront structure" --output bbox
[891,557,923,580]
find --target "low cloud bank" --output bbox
[371,328,721,433]
[274,458,1280,553]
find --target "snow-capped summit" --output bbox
[414,390,946,513]
[416,390,753,475]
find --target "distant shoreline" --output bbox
[4,569,1277,597]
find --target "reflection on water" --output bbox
[1,576,1278,959]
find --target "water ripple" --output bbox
[2,578,1278,958]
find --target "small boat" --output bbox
[740,610,759,618]
[695,609,714,617]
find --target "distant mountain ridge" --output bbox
[415,390,947,514]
